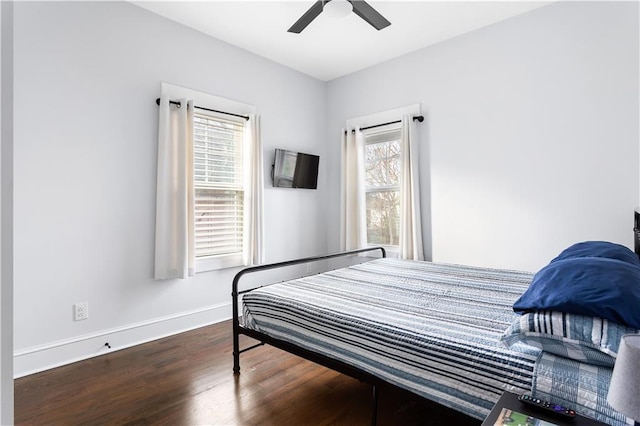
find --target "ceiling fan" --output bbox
[288,0,391,34]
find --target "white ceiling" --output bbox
[134,1,553,81]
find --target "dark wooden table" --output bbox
[482,392,607,426]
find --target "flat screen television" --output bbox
[272,148,319,189]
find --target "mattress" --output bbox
[242,257,541,420]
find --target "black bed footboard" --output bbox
[231,246,386,375]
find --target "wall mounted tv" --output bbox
[272,148,319,189]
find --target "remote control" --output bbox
[518,394,576,418]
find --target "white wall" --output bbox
[0,1,15,421]
[326,1,639,272]
[13,1,327,376]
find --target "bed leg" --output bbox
[232,348,240,374]
[232,283,241,374]
[232,324,240,374]
[371,385,378,426]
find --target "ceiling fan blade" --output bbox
[288,0,328,34]
[348,0,391,30]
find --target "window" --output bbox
[154,82,262,279]
[342,105,423,260]
[364,127,402,247]
[193,111,245,263]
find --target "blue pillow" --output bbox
[513,257,640,329]
[551,241,640,266]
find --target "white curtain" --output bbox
[154,96,195,279]
[398,115,424,261]
[243,114,264,266]
[341,128,366,251]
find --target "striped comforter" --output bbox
[242,257,541,420]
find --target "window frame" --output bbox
[159,83,257,274]
[344,104,420,259]
[192,109,247,272]
[362,124,402,252]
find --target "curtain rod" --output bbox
[155,98,250,121]
[346,115,424,134]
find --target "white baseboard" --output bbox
[14,303,231,378]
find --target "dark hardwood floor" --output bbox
[15,320,480,425]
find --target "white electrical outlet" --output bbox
[74,302,89,321]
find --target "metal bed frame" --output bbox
[232,246,388,425]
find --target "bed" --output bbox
[232,244,639,425]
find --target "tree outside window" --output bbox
[364,129,401,247]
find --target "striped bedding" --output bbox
[242,257,629,424]
[242,257,540,419]
[534,352,632,425]
[502,310,638,368]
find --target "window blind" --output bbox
[193,112,245,258]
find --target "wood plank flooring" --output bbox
[15,320,480,425]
